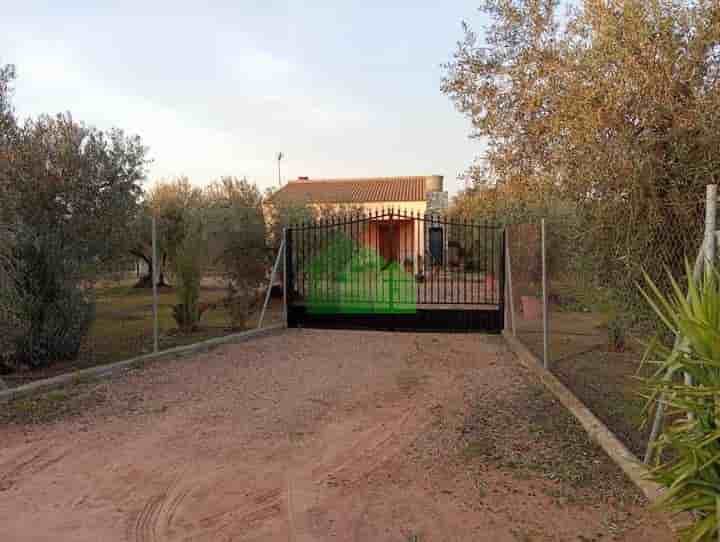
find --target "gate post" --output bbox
[284,227,293,326]
[500,227,506,331]
[389,209,395,312]
[541,218,549,369]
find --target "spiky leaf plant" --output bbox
[640,261,720,541]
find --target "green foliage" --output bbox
[0,63,17,227]
[223,285,260,330]
[264,186,315,250]
[0,63,147,369]
[205,177,267,328]
[5,232,95,369]
[206,177,267,292]
[607,315,628,353]
[9,113,147,266]
[130,177,204,287]
[641,262,720,541]
[443,0,720,328]
[170,215,206,332]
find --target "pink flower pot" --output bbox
[521,295,542,320]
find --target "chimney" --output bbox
[424,175,443,193]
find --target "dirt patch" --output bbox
[459,381,642,505]
[0,383,110,425]
[0,330,672,541]
[514,309,655,459]
[551,347,651,459]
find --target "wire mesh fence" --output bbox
[0,215,285,389]
[506,189,708,459]
[506,223,545,360]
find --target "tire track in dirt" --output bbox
[285,406,426,541]
[163,487,191,531]
[285,479,299,542]
[0,446,70,491]
[196,488,283,531]
[129,494,164,542]
[311,406,421,488]
[124,405,425,541]
[129,471,190,542]
[135,481,286,542]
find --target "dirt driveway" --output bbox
[0,329,672,541]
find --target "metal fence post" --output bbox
[705,184,717,270]
[151,215,159,353]
[645,184,718,463]
[257,238,285,330]
[687,185,717,390]
[505,228,516,336]
[541,218,549,369]
[282,227,288,327]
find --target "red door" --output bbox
[378,223,398,264]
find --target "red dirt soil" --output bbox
[0,330,673,541]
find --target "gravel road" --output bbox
[0,329,673,541]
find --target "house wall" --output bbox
[266,200,433,275]
[318,202,428,272]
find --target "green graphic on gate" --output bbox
[304,232,417,314]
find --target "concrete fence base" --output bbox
[502,330,697,533]
[503,331,664,501]
[0,323,286,404]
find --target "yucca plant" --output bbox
[640,261,720,541]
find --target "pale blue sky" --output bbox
[2,1,486,194]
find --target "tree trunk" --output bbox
[131,251,170,288]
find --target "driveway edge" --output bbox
[0,323,286,403]
[502,330,665,504]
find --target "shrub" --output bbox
[7,232,95,369]
[223,285,261,330]
[606,316,626,353]
[641,262,720,541]
[170,216,205,332]
[205,177,267,306]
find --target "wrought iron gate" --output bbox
[285,210,504,332]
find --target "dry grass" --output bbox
[2,280,283,388]
[514,309,654,458]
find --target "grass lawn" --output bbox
[3,280,283,388]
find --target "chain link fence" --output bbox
[0,215,285,389]
[506,189,708,459]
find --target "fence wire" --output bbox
[506,194,706,458]
[0,215,284,389]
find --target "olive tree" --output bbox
[130,177,204,288]
[206,177,268,329]
[0,63,149,368]
[443,0,720,322]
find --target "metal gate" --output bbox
[285,210,504,332]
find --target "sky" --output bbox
[2,1,487,195]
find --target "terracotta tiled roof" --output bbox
[270,177,427,204]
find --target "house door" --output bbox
[378,222,398,264]
[429,226,444,265]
